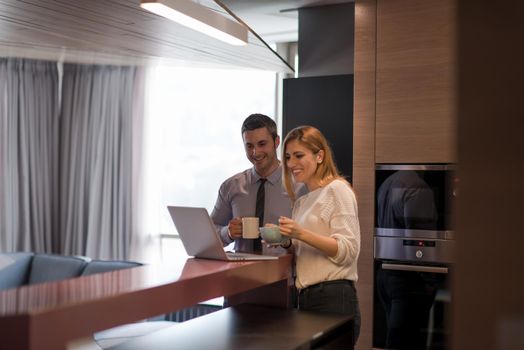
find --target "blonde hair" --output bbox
[282,125,347,201]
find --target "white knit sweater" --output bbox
[292,179,360,289]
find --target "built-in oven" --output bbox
[373,164,456,350]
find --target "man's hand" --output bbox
[227,218,243,239]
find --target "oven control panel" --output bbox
[403,239,436,247]
[374,236,455,264]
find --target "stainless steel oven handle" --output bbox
[381,263,449,274]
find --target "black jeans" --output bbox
[298,280,361,345]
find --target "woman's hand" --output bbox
[279,216,339,257]
[278,216,303,239]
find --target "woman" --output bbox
[278,125,361,343]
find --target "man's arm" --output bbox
[210,183,235,246]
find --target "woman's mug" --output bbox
[259,226,284,244]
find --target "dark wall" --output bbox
[283,3,355,183]
[298,3,355,77]
[283,74,354,183]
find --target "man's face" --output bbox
[243,127,280,177]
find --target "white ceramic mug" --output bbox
[241,217,260,239]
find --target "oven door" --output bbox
[375,164,456,233]
[373,164,454,349]
[373,259,451,350]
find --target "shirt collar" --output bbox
[250,163,282,185]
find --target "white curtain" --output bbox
[0,58,60,252]
[60,64,145,260]
[0,58,145,260]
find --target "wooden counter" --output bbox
[0,255,292,350]
[111,304,355,350]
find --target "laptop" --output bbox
[167,206,278,261]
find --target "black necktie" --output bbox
[254,178,266,252]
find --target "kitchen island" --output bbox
[0,254,292,350]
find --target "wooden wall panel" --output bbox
[353,1,376,349]
[453,1,524,349]
[375,0,456,163]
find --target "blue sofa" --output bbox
[0,252,141,291]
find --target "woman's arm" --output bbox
[278,216,339,257]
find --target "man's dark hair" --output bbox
[241,113,278,141]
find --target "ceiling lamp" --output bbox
[140,0,248,46]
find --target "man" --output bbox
[211,113,300,253]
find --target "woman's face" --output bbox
[284,139,323,190]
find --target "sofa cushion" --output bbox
[28,254,88,285]
[0,252,34,290]
[81,260,142,276]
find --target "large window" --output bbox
[142,65,278,264]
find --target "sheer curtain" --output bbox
[60,64,145,260]
[0,58,145,259]
[0,58,60,252]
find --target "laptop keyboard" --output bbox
[225,252,278,261]
[226,252,256,260]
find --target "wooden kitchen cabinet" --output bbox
[376,0,456,163]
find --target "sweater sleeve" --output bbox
[319,182,361,266]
